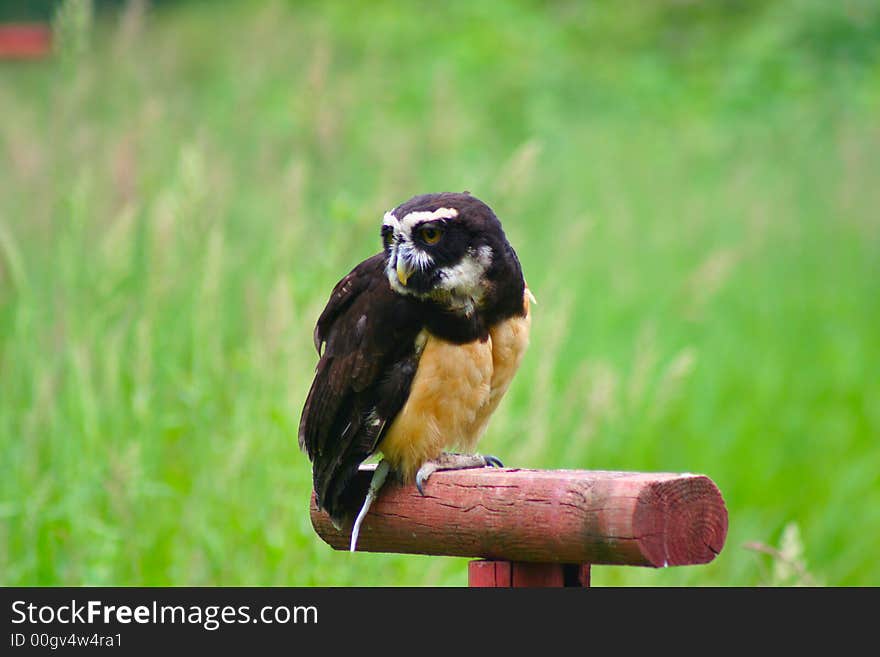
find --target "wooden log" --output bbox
[310,466,728,567]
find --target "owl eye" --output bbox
[382,228,394,249]
[418,225,443,245]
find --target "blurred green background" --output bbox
[1,0,878,586]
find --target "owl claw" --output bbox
[484,455,504,468]
[415,452,505,495]
[415,466,434,496]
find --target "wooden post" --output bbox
[0,24,52,60]
[310,466,728,585]
[468,561,591,587]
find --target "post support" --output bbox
[468,560,591,587]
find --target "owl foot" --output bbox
[415,452,504,496]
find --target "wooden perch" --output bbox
[310,466,728,568]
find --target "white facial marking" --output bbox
[398,241,434,271]
[432,244,494,314]
[383,207,458,296]
[398,207,458,234]
[382,207,459,239]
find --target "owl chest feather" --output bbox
[377,293,531,481]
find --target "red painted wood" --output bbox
[469,560,512,587]
[0,24,52,60]
[468,561,591,587]
[572,563,591,587]
[311,466,728,567]
[511,562,565,587]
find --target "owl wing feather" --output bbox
[299,253,423,523]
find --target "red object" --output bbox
[0,24,52,60]
[469,560,591,588]
[310,466,728,586]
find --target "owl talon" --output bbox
[415,452,505,495]
[415,465,436,496]
[484,455,504,468]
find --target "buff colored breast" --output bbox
[378,291,532,481]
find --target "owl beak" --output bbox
[396,258,414,286]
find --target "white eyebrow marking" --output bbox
[400,207,459,227]
[382,207,459,237]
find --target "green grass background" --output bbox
[1,0,879,586]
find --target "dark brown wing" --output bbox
[299,253,423,524]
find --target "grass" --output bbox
[1,0,879,586]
